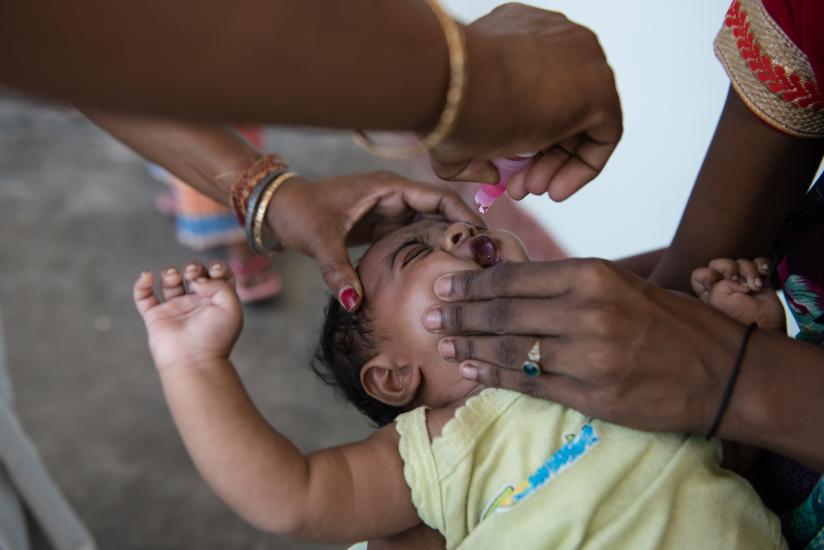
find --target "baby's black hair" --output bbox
[312,295,404,427]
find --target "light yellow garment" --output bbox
[395,388,785,550]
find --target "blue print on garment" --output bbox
[482,423,600,519]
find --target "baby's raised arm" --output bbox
[133,261,420,543]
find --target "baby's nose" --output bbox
[442,222,476,250]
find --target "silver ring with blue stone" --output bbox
[521,340,541,378]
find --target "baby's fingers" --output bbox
[161,267,185,301]
[736,259,765,291]
[133,271,159,316]
[207,260,236,289]
[190,261,241,311]
[707,278,751,304]
[183,261,209,283]
[691,267,722,301]
[708,258,741,282]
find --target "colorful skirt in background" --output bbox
[172,179,245,251]
[173,126,263,251]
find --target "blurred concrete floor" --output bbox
[0,96,435,549]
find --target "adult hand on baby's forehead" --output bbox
[266,171,482,313]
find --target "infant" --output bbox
[134,218,785,549]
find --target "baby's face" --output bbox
[358,218,530,408]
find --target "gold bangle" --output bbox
[353,0,466,159]
[252,171,297,256]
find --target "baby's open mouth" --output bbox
[470,235,499,268]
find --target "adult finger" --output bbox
[439,334,537,365]
[506,168,530,201]
[460,358,540,396]
[548,126,621,202]
[460,359,587,408]
[446,332,577,369]
[400,182,484,226]
[429,155,499,185]
[434,258,600,302]
[312,239,363,312]
[523,145,572,196]
[423,297,570,335]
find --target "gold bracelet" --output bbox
[252,171,297,256]
[353,0,466,159]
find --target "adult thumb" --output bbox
[315,242,363,312]
[430,156,499,184]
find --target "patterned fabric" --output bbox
[782,481,824,549]
[171,178,246,251]
[774,175,824,344]
[768,172,824,549]
[714,0,824,138]
[761,0,824,85]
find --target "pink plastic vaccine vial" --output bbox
[474,154,534,213]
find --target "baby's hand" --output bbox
[133,260,243,370]
[691,257,785,332]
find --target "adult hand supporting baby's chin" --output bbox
[265,171,483,312]
[430,3,622,202]
[422,259,750,436]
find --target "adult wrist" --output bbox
[716,330,785,442]
[686,308,745,435]
[211,150,262,191]
[263,175,307,253]
[705,322,758,439]
[714,327,786,448]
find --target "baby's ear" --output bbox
[361,354,421,407]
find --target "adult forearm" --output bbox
[159,360,311,534]
[85,110,260,206]
[2,1,448,130]
[615,247,666,279]
[650,88,823,292]
[722,330,824,472]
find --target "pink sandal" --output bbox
[228,255,283,304]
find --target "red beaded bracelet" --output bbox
[229,155,288,226]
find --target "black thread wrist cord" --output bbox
[705,322,758,440]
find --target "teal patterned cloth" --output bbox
[769,173,824,549]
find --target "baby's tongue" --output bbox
[471,235,499,268]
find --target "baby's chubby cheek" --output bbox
[396,261,471,367]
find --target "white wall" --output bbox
[444,1,731,258]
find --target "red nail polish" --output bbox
[340,287,360,312]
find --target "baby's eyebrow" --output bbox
[389,238,420,268]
